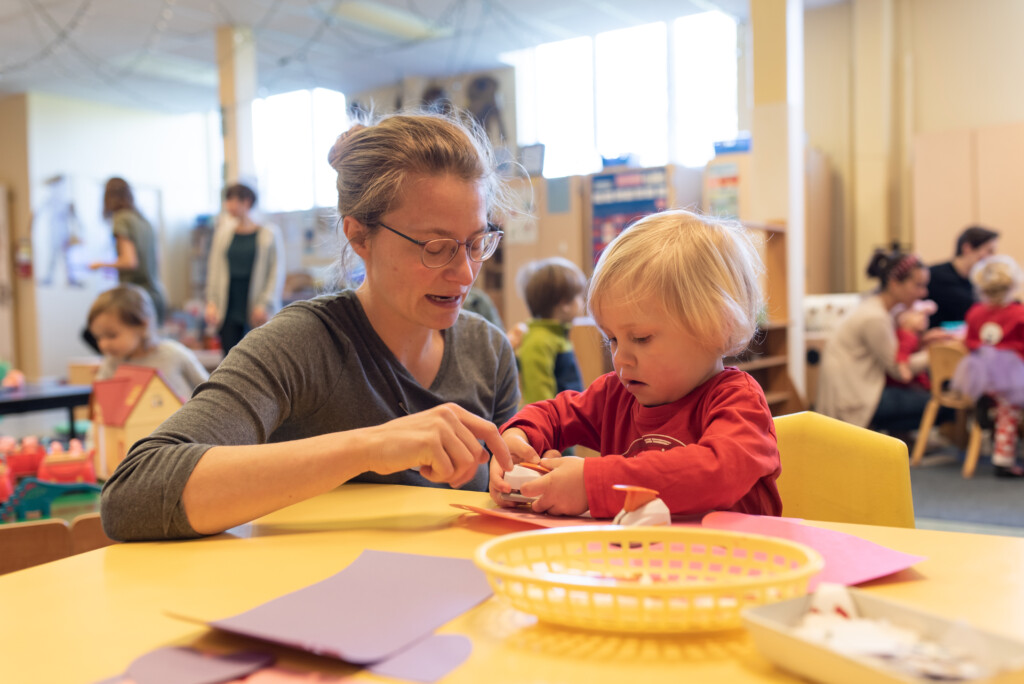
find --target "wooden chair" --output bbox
[909,340,983,478]
[0,518,73,575]
[70,513,117,555]
[774,411,915,528]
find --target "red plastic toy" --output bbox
[36,439,97,485]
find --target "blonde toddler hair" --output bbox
[971,254,1023,306]
[587,209,763,356]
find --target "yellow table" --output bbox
[3,484,1024,684]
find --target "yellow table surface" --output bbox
[3,484,1024,684]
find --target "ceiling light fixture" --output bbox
[332,1,453,41]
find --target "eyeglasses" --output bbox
[378,222,504,269]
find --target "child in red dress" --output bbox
[952,255,1024,477]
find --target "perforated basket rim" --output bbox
[474,525,824,596]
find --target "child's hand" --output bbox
[897,362,912,383]
[501,428,541,466]
[520,455,588,516]
[489,428,541,506]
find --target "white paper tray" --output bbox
[742,589,1024,684]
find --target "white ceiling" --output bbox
[0,0,754,114]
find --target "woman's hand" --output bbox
[250,305,269,327]
[520,455,588,516]
[489,428,541,505]
[364,403,511,489]
[204,302,219,327]
[921,327,956,345]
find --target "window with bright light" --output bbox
[503,11,738,175]
[595,22,668,168]
[504,36,599,178]
[672,12,738,167]
[253,87,348,212]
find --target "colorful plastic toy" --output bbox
[37,439,97,485]
[0,477,102,522]
[6,436,47,480]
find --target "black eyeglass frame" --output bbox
[377,221,504,269]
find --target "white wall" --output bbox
[25,92,217,379]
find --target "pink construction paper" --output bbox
[210,550,491,665]
[239,666,353,682]
[701,512,926,590]
[126,647,274,684]
[451,503,703,528]
[450,503,608,528]
[368,634,472,682]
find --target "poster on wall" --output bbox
[704,160,741,218]
[591,168,669,264]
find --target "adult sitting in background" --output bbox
[205,183,285,354]
[101,111,518,541]
[927,225,999,329]
[817,246,950,437]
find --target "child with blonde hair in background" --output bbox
[490,209,781,519]
[952,255,1024,477]
[515,257,588,405]
[89,284,209,402]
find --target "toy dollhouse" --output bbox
[91,365,183,477]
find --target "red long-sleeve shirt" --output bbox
[502,368,782,519]
[964,301,1024,359]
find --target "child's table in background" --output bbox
[2,484,1024,683]
[0,383,92,440]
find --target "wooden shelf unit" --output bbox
[721,220,804,416]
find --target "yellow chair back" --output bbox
[773,411,915,528]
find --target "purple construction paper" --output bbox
[125,647,274,684]
[701,512,927,590]
[211,550,492,664]
[368,634,472,682]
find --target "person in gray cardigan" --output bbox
[102,111,518,541]
[205,183,285,354]
[817,247,951,434]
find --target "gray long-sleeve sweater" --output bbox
[101,290,520,541]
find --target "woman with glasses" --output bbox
[102,112,518,540]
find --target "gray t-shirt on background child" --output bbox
[101,290,521,541]
[96,339,209,401]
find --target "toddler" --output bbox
[951,255,1024,477]
[515,257,587,404]
[490,209,782,518]
[89,284,209,401]
[890,300,937,390]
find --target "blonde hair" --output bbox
[588,210,763,356]
[517,257,588,319]
[87,284,157,344]
[971,255,1023,306]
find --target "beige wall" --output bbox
[7,93,216,379]
[804,0,1024,291]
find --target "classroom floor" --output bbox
[911,445,1024,537]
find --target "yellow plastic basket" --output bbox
[474,525,823,633]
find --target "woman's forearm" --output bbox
[182,430,379,535]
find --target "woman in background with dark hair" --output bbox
[205,183,285,354]
[90,177,167,324]
[817,246,950,435]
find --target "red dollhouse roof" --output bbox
[91,365,174,428]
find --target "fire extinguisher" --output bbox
[14,237,32,279]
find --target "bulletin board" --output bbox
[590,168,669,264]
